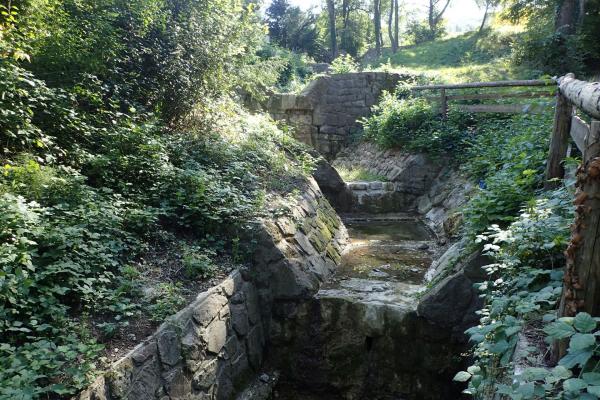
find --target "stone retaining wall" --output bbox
[77,178,348,400]
[332,142,444,214]
[268,73,407,158]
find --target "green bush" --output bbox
[456,187,575,398]
[405,19,446,45]
[361,89,476,154]
[362,92,436,148]
[461,114,553,236]
[330,54,359,74]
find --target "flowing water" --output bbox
[270,217,449,400]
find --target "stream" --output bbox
[269,216,463,400]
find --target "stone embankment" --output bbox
[77,178,348,400]
[329,141,473,235]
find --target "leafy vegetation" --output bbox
[330,54,360,74]
[336,166,388,182]
[0,1,317,398]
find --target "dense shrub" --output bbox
[456,188,574,398]
[405,19,446,45]
[0,2,317,397]
[362,89,477,154]
[330,54,359,74]
[461,114,553,236]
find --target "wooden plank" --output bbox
[446,91,554,101]
[545,92,573,190]
[570,115,590,153]
[455,104,549,114]
[440,88,447,119]
[412,79,555,91]
[559,74,600,119]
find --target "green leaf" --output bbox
[522,368,549,381]
[560,350,593,368]
[453,371,472,382]
[467,365,481,375]
[569,333,596,351]
[551,365,573,379]
[516,382,535,397]
[588,386,600,396]
[505,325,522,337]
[564,378,588,392]
[575,313,597,333]
[490,339,510,354]
[545,321,575,339]
[583,373,600,386]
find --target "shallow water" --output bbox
[272,218,434,399]
[345,219,432,243]
[334,219,434,285]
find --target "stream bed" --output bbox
[268,216,463,400]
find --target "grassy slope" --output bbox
[366,28,540,83]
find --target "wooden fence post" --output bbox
[440,88,448,119]
[544,74,575,190]
[556,118,600,359]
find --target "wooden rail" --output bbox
[412,79,555,118]
[414,74,600,359]
[412,79,553,90]
[542,73,600,359]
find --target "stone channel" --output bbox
[78,74,489,400]
[268,215,464,400]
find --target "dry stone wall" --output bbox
[77,178,347,400]
[268,73,407,158]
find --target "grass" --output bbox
[336,166,388,182]
[366,26,540,83]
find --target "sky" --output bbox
[263,0,484,31]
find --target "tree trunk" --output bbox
[428,0,435,34]
[342,0,350,29]
[326,0,338,60]
[388,0,394,49]
[374,0,382,57]
[429,0,451,37]
[555,0,579,34]
[393,0,399,52]
[478,2,489,33]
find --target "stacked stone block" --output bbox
[267,73,407,158]
[77,178,348,400]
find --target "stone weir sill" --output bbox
[76,177,348,400]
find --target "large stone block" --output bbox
[158,328,182,367]
[193,293,228,326]
[230,303,250,337]
[163,367,190,399]
[246,325,265,370]
[192,358,219,391]
[202,318,228,355]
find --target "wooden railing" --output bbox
[548,75,600,359]
[412,79,556,118]
[414,74,600,358]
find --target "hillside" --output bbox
[366,29,541,83]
